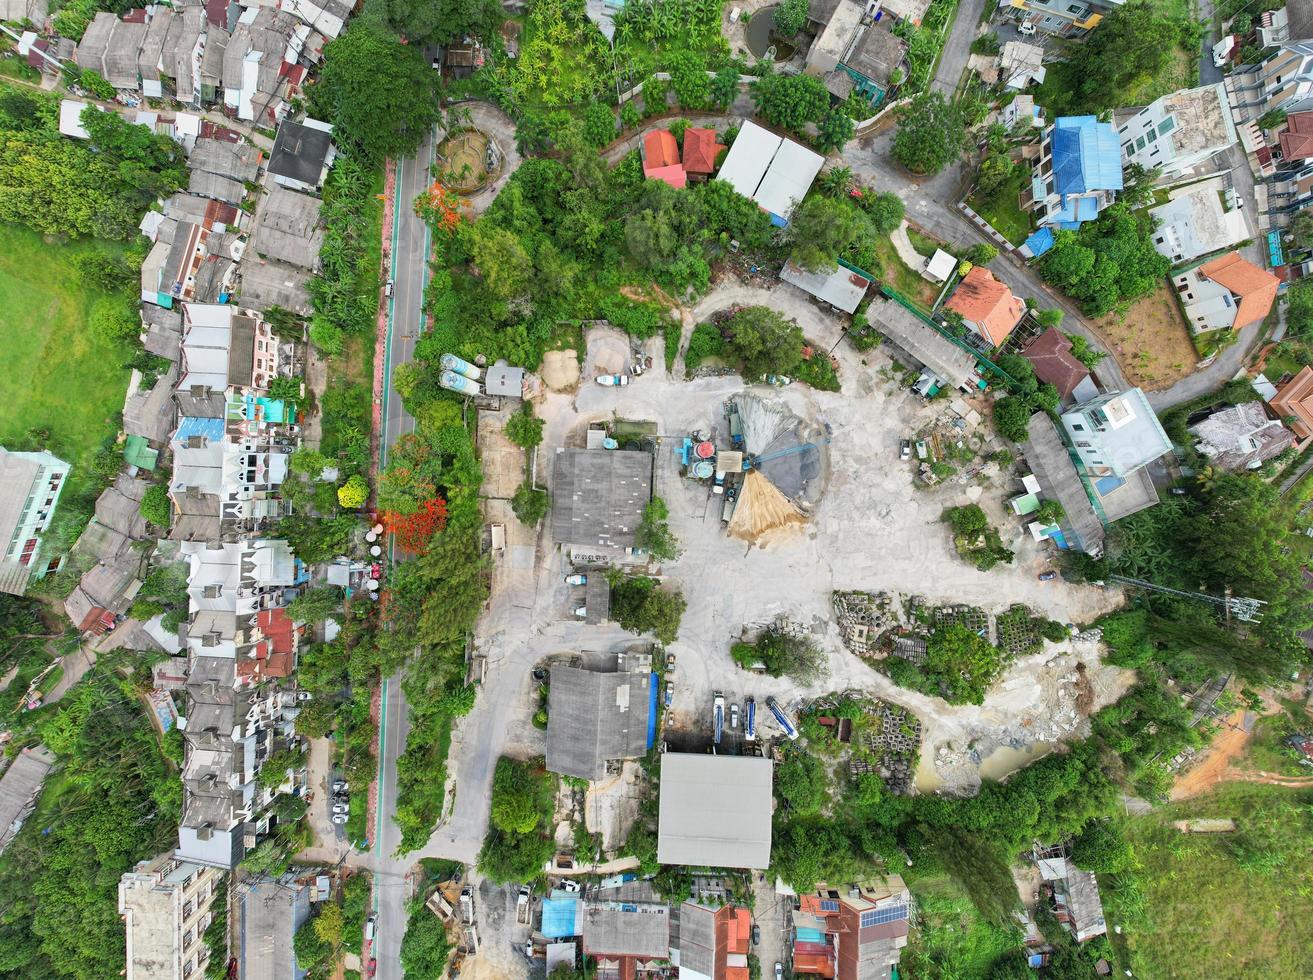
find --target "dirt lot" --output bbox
[1090,284,1198,390]
[528,277,1126,795]
[1171,708,1253,801]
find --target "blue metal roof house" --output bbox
[1028,116,1124,230]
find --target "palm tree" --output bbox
[817,166,854,198]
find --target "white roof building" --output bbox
[57,98,103,139]
[657,753,773,869]
[1147,178,1252,265]
[714,121,823,226]
[922,248,958,283]
[1117,83,1237,182]
[715,122,780,203]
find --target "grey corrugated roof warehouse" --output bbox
[868,296,978,391]
[657,753,773,869]
[1022,413,1104,556]
[581,881,670,959]
[546,662,652,779]
[550,448,652,549]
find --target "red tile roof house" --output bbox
[1172,251,1280,333]
[682,127,726,180]
[944,266,1026,348]
[792,878,911,980]
[641,130,686,189]
[1020,328,1091,400]
[1280,110,1313,163]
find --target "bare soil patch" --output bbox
[1090,284,1197,390]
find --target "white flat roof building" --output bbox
[754,139,825,224]
[715,122,781,202]
[657,753,773,869]
[1148,178,1251,265]
[714,121,822,226]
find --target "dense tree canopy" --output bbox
[383,0,503,43]
[1056,0,1198,115]
[1038,206,1170,316]
[722,305,806,379]
[790,196,869,272]
[0,91,185,239]
[892,92,968,174]
[750,73,829,135]
[309,20,443,165]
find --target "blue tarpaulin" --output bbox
[647,672,658,748]
[1022,227,1055,258]
[173,416,224,445]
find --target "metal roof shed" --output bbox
[714,121,781,201]
[657,753,773,869]
[779,259,870,313]
[868,297,977,390]
[484,363,525,398]
[546,664,653,780]
[755,138,824,225]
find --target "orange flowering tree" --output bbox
[382,497,450,553]
[414,181,464,235]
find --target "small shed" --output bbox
[778,259,870,314]
[485,363,525,398]
[923,249,957,283]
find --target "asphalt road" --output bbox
[930,0,987,96]
[370,125,437,980]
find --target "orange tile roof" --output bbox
[1199,251,1280,330]
[1281,111,1313,160]
[683,127,725,174]
[725,968,750,980]
[792,951,836,976]
[646,163,687,189]
[1271,364,1313,440]
[642,130,680,170]
[944,265,1026,346]
[729,908,751,955]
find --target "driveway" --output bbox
[931,0,987,96]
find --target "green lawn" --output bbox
[0,224,131,497]
[968,172,1032,247]
[1108,783,1313,978]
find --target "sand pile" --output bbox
[541,349,579,391]
[729,470,806,541]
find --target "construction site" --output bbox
[520,304,1128,791]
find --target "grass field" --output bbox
[0,224,130,499]
[967,171,1032,247]
[1111,783,1313,978]
[901,871,1020,976]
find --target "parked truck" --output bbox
[515,886,531,924]
[727,403,744,448]
[744,697,757,741]
[713,692,725,745]
[766,696,799,741]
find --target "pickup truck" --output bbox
[516,885,532,924]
